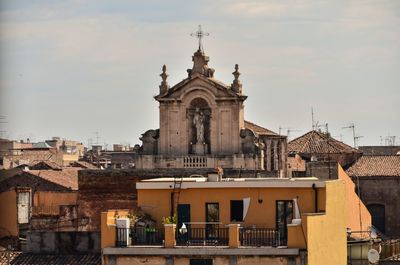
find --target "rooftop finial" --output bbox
[190,25,209,52]
[159,64,169,94]
[231,64,242,94]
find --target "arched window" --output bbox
[367,204,385,233]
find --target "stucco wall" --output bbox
[338,165,371,236]
[0,190,18,237]
[306,181,347,265]
[138,187,326,227]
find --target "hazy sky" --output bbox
[1,0,399,148]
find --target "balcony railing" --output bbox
[239,228,281,247]
[381,239,400,260]
[176,227,229,246]
[116,227,164,247]
[131,227,164,246]
[116,226,283,248]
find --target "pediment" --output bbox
[155,76,247,102]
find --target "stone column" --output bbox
[164,224,176,248]
[274,140,279,171]
[266,139,272,171]
[229,224,240,248]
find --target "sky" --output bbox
[0,0,399,148]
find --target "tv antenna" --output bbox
[94,132,100,145]
[279,127,301,141]
[342,123,363,148]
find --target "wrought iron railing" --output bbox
[176,227,229,246]
[131,227,164,245]
[381,239,400,260]
[116,227,164,247]
[239,228,281,247]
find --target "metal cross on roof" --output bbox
[190,25,209,51]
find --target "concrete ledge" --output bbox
[103,246,299,256]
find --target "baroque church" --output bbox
[136,38,287,177]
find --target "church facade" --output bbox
[136,48,287,177]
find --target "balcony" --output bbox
[116,227,164,247]
[239,227,281,247]
[115,225,283,248]
[176,227,229,246]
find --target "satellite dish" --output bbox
[367,249,379,264]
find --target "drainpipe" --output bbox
[170,192,174,217]
[312,183,318,213]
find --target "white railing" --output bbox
[183,156,207,168]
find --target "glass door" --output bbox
[205,203,219,240]
[276,200,293,243]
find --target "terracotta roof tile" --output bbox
[346,155,400,177]
[288,130,359,154]
[0,252,100,265]
[72,161,98,169]
[29,160,63,170]
[244,120,278,136]
[27,170,78,190]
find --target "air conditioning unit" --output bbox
[116,218,130,247]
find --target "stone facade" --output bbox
[136,48,286,176]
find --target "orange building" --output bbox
[101,164,371,265]
[0,169,78,245]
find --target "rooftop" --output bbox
[137,177,326,189]
[346,155,400,177]
[26,169,79,190]
[0,252,100,265]
[288,130,359,154]
[244,120,278,136]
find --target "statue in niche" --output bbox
[193,108,205,143]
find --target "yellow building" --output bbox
[101,165,371,265]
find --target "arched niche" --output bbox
[187,97,211,154]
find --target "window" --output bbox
[190,259,213,265]
[367,204,385,233]
[230,200,243,221]
[206,203,219,223]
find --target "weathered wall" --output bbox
[354,176,400,237]
[337,165,371,236]
[0,190,18,237]
[27,231,100,253]
[33,191,77,207]
[78,170,139,231]
[138,186,326,227]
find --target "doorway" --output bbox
[276,200,293,243]
[177,204,190,243]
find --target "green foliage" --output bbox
[162,215,177,224]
